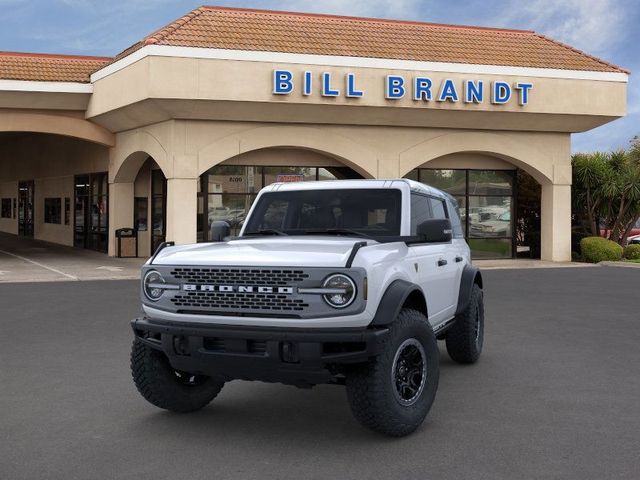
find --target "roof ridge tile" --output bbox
[200,5,535,34]
[532,32,630,75]
[144,6,209,45]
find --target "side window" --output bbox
[410,194,432,234]
[447,198,465,238]
[429,198,447,220]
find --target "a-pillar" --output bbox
[166,177,198,245]
[108,182,134,256]
[540,183,572,262]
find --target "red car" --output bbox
[600,219,640,240]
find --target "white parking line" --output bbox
[0,250,79,280]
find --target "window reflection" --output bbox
[198,165,358,241]
[419,169,466,195]
[405,168,515,259]
[468,196,512,238]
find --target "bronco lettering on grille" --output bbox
[182,285,294,294]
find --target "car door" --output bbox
[407,194,456,325]
[426,196,459,321]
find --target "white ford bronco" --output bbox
[131,179,484,436]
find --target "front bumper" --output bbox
[131,317,389,386]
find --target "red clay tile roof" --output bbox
[114,6,628,74]
[0,51,111,83]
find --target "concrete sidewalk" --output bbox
[0,232,145,283]
[474,258,596,269]
[0,231,599,283]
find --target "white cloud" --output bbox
[275,0,426,19]
[500,0,626,55]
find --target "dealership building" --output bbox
[0,6,629,260]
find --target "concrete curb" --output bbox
[599,261,640,269]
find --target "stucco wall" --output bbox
[0,181,17,234]
[34,176,74,246]
[88,56,627,134]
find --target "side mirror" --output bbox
[416,218,453,243]
[210,221,230,242]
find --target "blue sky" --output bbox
[1,0,637,152]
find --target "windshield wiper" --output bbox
[305,228,372,239]
[244,229,288,236]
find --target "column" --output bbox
[108,182,134,256]
[166,177,198,245]
[540,183,572,262]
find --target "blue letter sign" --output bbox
[492,81,511,104]
[413,77,433,101]
[515,82,533,105]
[273,70,294,94]
[386,75,405,99]
[346,73,364,97]
[270,69,533,106]
[464,80,483,103]
[438,79,459,102]
[322,72,340,96]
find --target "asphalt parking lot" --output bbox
[1,267,639,480]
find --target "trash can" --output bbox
[115,228,138,258]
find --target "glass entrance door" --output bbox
[18,180,34,237]
[151,169,167,252]
[74,173,108,253]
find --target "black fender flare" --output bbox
[370,279,427,326]
[455,265,483,316]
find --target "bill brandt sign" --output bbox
[272,70,533,106]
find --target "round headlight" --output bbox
[143,270,165,301]
[322,274,356,308]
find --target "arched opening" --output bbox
[404,153,541,259]
[108,151,169,257]
[197,147,364,240]
[0,131,110,251]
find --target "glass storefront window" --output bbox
[207,193,255,236]
[198,165,361,241]
[419,169,466,195]
[468,170,513,195]
[263,166,317,186]
[405,168,515,259]
[207,165,261,194]
[468,196,512,238]
[467,238,512,259]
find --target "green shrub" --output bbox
[623,244,640,260]
[580,237,623,263]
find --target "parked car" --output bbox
[130,179,484,437]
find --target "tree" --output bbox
[572,139,640,246]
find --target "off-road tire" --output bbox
[445,283,484,364]
[345,309,439,437]
[131,339,225,413]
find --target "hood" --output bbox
[151,236,371,267]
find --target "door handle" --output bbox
[455,256,464,263]
[437,259,448,267]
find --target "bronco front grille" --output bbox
[170,291,309,312]
[170,267,309,286]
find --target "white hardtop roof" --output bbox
[263,178,449,199]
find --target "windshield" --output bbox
[243,188,402,237]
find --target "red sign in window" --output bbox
[276,174,305,183]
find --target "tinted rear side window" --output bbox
[410,194,432,235]
[446,197,464,238]
[429,198,447,220]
